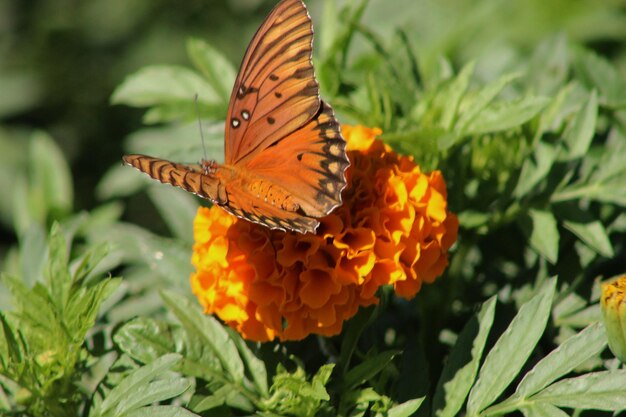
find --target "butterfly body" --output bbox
[124,0,349,234]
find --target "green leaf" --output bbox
[147,186,197,243]
[267,363,333,417]
[342,350,399,391]
[143,101,225,124]
[123,405,200,417]
[526,34,569,96]
[111,65,221,109]
[226,328,269,397]
[18,223,47,287]
[462,96,550,136]
[521,403,569,417]
[439,61,475,130]
[561,90,597,161]
[532,370,626,410]
[114,318,181,365]
[45,222,71,312]
[338,306,376,375]
[29,131,74,216]
[186,38,236,104]
[0,312,25,371]
[562,219,614,258]
[96,353,183,417]
[466,278,556,416]
[513,142,558,198]
[514,322,607,397]
[65,277,121,344]
[455,72,522,133]
[526,209,559,264]
[574,49,626,108]
[161,291,245,383]
[433,296,497,417]
[387,397,425,417]
[111,379,190,417]
[89,223,193,287]
[189,386,232,412]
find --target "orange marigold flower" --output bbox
[190,125,459,342]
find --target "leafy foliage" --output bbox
[2,0,626,416]
[0,224,120,415]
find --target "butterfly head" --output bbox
[201,159,218,175]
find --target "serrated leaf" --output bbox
[563,219,614,258]
[561,90,597,161]
[342,350,398,391]
[147,186,197,243]
[65,277,121,343]
[186,38,236,104]
[466,278,556,416]
[96,353,182,417]
[464,96,550,135]
[433,296,497,417]
[527,209,559,264]
[532,370,626,410]
[515,322,606,397]
[111,65,220,108]
[161,291,245,383]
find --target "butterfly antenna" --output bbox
[194,94,209,162]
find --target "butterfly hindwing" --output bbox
[222,101,349,233]
[224,0,320,165]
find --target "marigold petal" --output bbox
[300,269,341,308]
[189,125,458,341]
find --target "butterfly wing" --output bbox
[123,154,223,202]
[224,0,320,165]
[222,101,349,233]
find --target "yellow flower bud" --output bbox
[600,276,626,363]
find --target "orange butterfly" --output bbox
[124,0,349,234]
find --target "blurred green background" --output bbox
[1,0,625,253]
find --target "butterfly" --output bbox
[123,0,349,234]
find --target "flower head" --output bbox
[601,275,626,363]
[190,125,458,341]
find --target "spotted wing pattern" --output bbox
[224,0,320,165]
[221,101,349,233]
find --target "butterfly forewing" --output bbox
[123,155,222,202]
[224,0,320,165]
